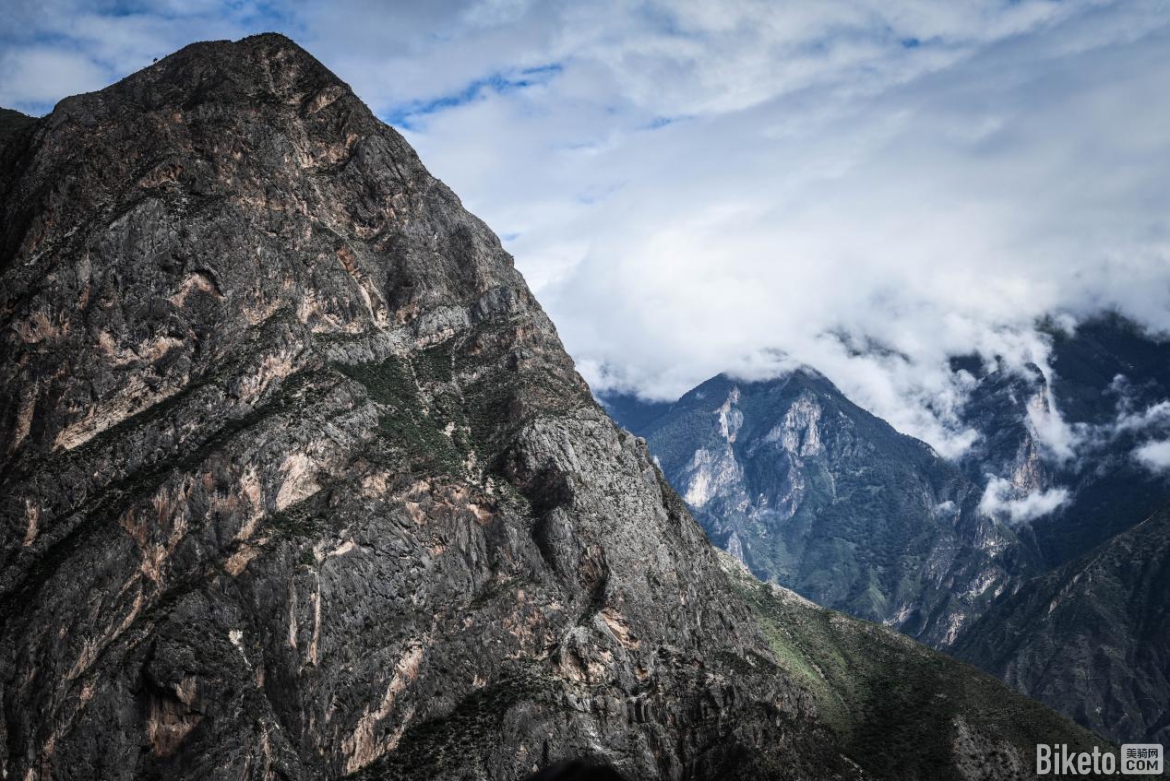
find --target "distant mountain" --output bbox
[591,390,673,435]
[604,314,1170,749]
[602,368,1029,647]
[1048,315,1170,427]
[951,316,1170,568]
[953,361,1055,502]
[953,502,1170,746]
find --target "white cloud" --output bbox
[1134,440,1170,473]
[1115,400,1170,434]
[1025,383,1081,465]
[4,1,1170,458]
[1034,391,1170,469]
[384,1,1170,455]
[979,477,1070,523]
[0,47,109,108]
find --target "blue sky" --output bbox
[3,1,1170,459]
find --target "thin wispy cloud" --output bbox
[3,1,1169,457]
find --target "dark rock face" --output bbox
[953,503,1170,747]
[951,317,1170,569]
[602,370,1024,647]
[954,361,1056,503]
[0,34,1105,781]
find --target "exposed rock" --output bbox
[603,370,1025,647]
[1028,316,1170,566]
[956,361,1055,494]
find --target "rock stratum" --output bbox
[0,34,1107,781]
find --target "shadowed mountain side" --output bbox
[953,503,1170,747]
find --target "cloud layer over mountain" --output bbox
[4,0,1169,455]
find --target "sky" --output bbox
[3,0,1170,464]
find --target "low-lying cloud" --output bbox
[1135,441,1170,474]
[979,478,1070,524]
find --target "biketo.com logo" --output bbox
[1036,743,1163,775]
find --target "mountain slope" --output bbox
[945,322,1170,746]
[0,34,1106,781]
[953,361,1056,506]
[953,502,1170,747]
[719,553,1114,781]
[607,320,1170,751]
[604,370,1026,647]
[0,108,36,145]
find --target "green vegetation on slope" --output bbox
[336,354,471,476]
[721,552,1114,780]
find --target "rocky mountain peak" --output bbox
[68,33,350,117]
[0,35,833,779]
[1,30,555,465]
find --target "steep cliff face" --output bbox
[954,362,1058,515]
[0,34,1106,781]
[952,318,1170,567]
[948,335,1170,746]
[603,370,1026,648]
[953,503,1170,747]
[0,34,804,781]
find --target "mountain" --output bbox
[607,317,1170,748]
[591,390,673,436]
[953,317,1170,568]
[717,553,1118,781]
[946,321,1170,745]
[1032,316,1170,565]
[953,502,1170,747]
[0,34,1109,781]
[952,360,1056,505]
[602,369,1028,647]
[0,108,36,145]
